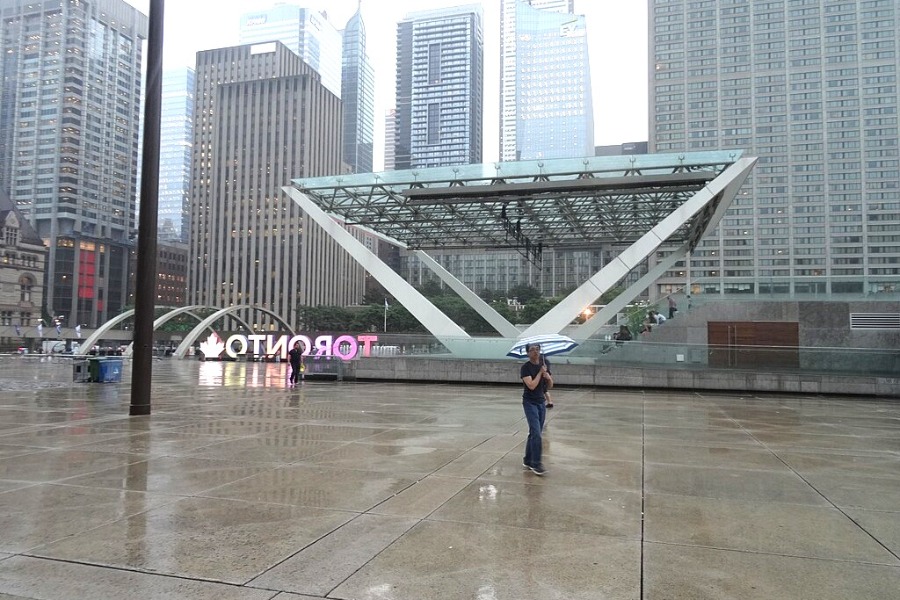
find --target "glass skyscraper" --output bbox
[500,0,594,161]
[649,0,900,298]
[239,3,343,98]
[158,67,194,243]
[398,2,601,296]
[341,6,375,174]
[394,5,484,169]
[0,0,147,326]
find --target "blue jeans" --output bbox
[522,400,546,467]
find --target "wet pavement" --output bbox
[0,356,899,599]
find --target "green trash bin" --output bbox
[88,357,103,382]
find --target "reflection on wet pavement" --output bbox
[0,357,898,599]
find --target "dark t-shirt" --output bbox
[541,356,552,392]
[520,361,545,404]
[288,348,302,366]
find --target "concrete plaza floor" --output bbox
[0,356,899,599]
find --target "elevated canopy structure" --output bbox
[284,152,756,357]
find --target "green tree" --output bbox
[418,280,444,297]
[432,295,496,334]
[296,305,354,331]
[521,297,556,324]
[508,284,541,304]
[385,303,426,333]
[598,286,625,305]
[490,300,515,324]
[479,288,502,303]
[350,304,383,332]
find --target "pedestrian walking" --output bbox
[288,341,304,385]
[520,343,550,475]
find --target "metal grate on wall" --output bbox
[849,313,900,330]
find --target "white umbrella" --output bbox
[507,334,578,358]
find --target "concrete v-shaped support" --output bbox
[412,250,520,338]
[522,157,758,337]
[283,186,471,348]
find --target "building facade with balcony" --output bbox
[649,0,900,299]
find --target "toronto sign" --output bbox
[198,332,379,361]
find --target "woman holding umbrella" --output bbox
[520,343,551,475]
[508,334,577,475]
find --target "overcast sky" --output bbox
[125,0,648,168]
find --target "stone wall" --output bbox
[348,356,900,398]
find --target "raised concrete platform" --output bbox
[1,357,899,599]
[351,356,900,398]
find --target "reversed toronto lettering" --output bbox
[198,332,379,361]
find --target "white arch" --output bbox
[122,307,255,357]
[74,306,176,356]
[173,306,296,358]
[76,305,292,357]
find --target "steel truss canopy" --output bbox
[284,152,757,358]
[289,151,748,257]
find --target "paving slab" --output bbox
[1,357,898,598]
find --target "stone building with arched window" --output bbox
[0,190,47,348]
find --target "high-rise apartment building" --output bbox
[239,3,343,98]
[158,67,194,243]
[499,0,594,161]
[649,0,900,297]
[384,109,397,171]
[341,5,375,173]
[394,5,483,169]
[188,42,365,328]
[0,0,148,327]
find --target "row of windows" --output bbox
[0,312,35,326]
[691,267,900,277]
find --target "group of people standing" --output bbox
[640,295,678,334]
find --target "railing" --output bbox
[687,289,900,306]
[361,334,899,378]
[303,355,346,380]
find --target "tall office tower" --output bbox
[384,109,397,171]
[341,5,375,173]
[394,5,483,169]
[0,0,148,327]
[239,3,343,98]
[158,67,194,243]
[499,0,594,161]
[650,0,900,298]
[188,42,365,328]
